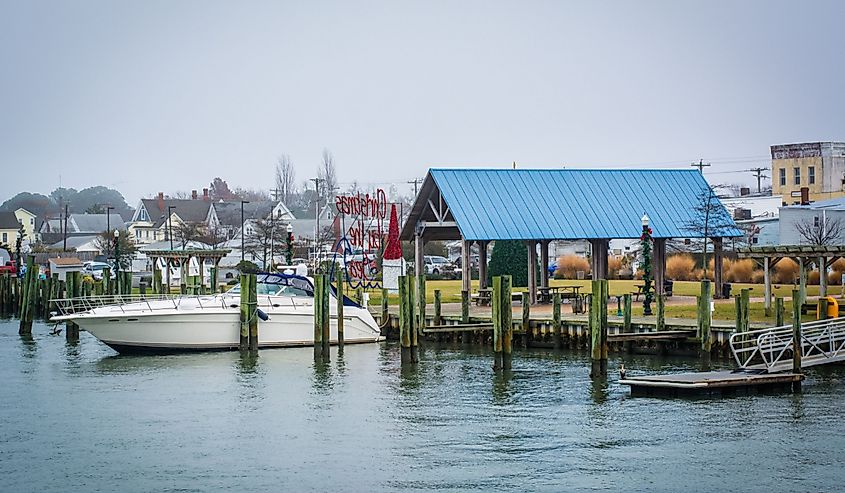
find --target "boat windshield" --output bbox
[228,273,314,298]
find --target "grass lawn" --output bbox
[363,279,839,324]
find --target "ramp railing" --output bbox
[730,317,845,372]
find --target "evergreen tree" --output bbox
[487,240,538,288]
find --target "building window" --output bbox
[809,166,815,185]
[30,218,34,225]
[779,168,786,186]
[752,237,759,244]
[2,233,6,243]
[793,167,801,185]
[814,216,820,228]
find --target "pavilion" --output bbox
[400,168,743,303]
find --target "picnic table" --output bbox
[472,288,524,306]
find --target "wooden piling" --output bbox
[336,269,344,347]
[492,276,513,370]
[239,272,250,350]
[739,288,750,333]
[819,297,830,321]
[775,297,784,326]
[18,256,37,335]
[522,291,530,347]
[417,274,426,342]
[623,293,633,353]
[461,290,469,324]
[408,275,417,361]
[103,268,111,295]
[698,280,712,363]
[399,276,412,364]
[248,273,259,351]
[553,292,562,350]
[433,289,442,327]
[656,293,665,332]
[381,288,389,326]
[589,279,608,378]
[792,289,802,392]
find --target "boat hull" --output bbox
[64,303,381,354]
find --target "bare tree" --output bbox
[319,148,338,200]
[795,216,843,245]
[275,155,297,205]
[174,221,205,249]
[197,223,228,249]
[683,186,735,278]
[244,217,290,269]
[233,187,269,202]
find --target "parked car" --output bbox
[0,260,17,276]
[82,261,115,281]
[424,255,456,277]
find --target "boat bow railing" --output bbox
[51,293,314,317]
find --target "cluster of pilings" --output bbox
[380,276,811,377]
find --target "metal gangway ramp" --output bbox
[730,317,845,373]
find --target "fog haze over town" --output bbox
[3,0,845,203]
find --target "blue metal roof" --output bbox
[428,168,743,240]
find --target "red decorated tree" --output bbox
[383,204,402,260]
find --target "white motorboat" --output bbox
[51,273,382,353]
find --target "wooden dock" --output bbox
[620,370,803,397]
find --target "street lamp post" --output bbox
[167,205,175,250]
[113,229,120,295]
[641,213,653,316]
[286,223,294,265]
[241,201,249,262]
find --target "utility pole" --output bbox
[748,167,768,194]
[691,159,711,173]
[270,187,282,202]
[407,178,422,197]
[63,204,68,252]
[310,177,322,267]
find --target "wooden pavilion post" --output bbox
[653,238,666,296]
[478,241,489,290]
[763,256,771,315]
[461,238,472,294]
[798,257,807,304]
[712,237,724,299]
[526,240,537,304]
[540,240,550,291]
[819,256,828,297]
[589,239,608,281]
[414,229,425,283]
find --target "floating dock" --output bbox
[620,370,803,397]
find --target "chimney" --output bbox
[740,187,750,196]
[192,190,198,200]
[157,192,164,212]
[203,188,209,201]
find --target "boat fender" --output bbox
[256,308,270,321]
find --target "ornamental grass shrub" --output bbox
[726,259,756,283]
[666,254,696,281]
[773,258,799,284]
[555,255,590,279]
[607,256,623,279]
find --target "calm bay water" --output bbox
[2,319,845,492]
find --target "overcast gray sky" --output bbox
[2,0,843,204]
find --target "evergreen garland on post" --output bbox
[641,222,653,315]
[487,240,538,288]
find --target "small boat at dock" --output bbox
[51,273,382,353]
